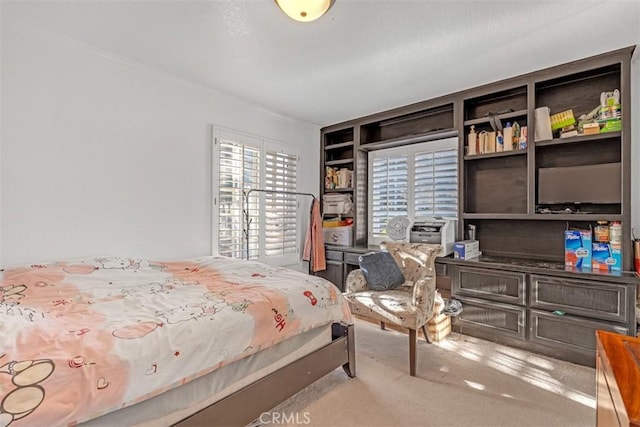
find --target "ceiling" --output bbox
[2,0,639,127]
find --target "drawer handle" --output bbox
[552,310,566,316]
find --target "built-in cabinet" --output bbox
[460,51,632,269]
[318,46,638,367]
[320,97,457,247]
[448,258,637,366]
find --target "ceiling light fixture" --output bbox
[275,0,335,22]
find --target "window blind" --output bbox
[264,151,299,257]
[368,137,458,243]
[413,147,458,217]
[371,155,408,236]
[218,139,260,259]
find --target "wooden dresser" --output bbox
[596,330,640,426]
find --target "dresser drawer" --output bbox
[343,252,362,265]
[325,250,344,261]
[530,275,630,324]
[530,309,630,357]
[452,266,526,305]
[455,296,526,340]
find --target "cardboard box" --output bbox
[592,242,622,272]
[453,240,480,260]
[565,228,592,269]
[426,313,451,342]
[582,122,600,135]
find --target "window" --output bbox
[368,137,458,244]
[213,128,300,265]
[264,151,298,258]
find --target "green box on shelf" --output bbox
[550,109,576,131]
[600,119,622,133]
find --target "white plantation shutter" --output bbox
[218,140,260,258]
[371,155,408,237]
[265,151,299,257]
[368,137,458,244]
[214,129,300,264]
[414,147,458,217]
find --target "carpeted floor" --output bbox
[267,319,596,427]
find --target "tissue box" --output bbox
[592,242,622,272]
[565,228,592,269]
[453,240,480,260]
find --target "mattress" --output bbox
[0,255,352,426]
[82,324,332,426]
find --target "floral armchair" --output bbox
[343,242,441,376]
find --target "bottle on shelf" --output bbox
[594,221,609,243]
[496,130,504,152]
[519,126,528,150]
[609,221,622,244]
[512,122,521,150]
[468,125,477,155]
[503,122,513,151]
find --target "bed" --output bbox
[0,255,355,426]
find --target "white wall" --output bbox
[0,20,319,265]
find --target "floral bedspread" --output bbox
[0,256,352,426]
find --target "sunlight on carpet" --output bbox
[260,319,596,427]
[438,338,596,409]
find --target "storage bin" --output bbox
[323,225,353,246]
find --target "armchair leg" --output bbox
[380,321,386,331]
[409,328,417,377]
[421,325,433,344]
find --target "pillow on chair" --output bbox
[358,251,405,291]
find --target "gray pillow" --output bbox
[358,251,405,291]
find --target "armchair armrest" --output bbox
[344,269,368,293]
[412,275,436,321]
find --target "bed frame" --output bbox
[174,323,356,426]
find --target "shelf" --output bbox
[377,104,453,127]
[463,213,624,221]
[358,129,457,151]
[463,109,528,126]
[464,148,527,160]
[324,127,355,146]
[325,141,354,150]
[462,213,529,220]
[324,188,354,193]
[534,131,621,147]
[532,214,623,221]
[325,159,354,166]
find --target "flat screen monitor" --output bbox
[537,163,621,205]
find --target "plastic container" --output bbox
[609,221,622,244]
[322,225,353,246]
[594,221,610,243]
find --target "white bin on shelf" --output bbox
[323,225,353,246]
